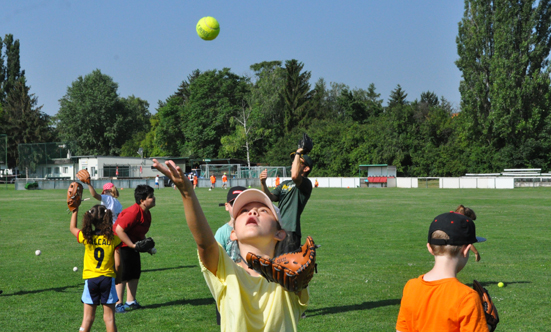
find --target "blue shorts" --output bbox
[81,276,118,305]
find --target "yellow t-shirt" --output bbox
[396,275,489,332]
[200,244,309,332]
[78,231,122,279]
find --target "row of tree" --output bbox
[2,0,551,177]
[0,34,54,169]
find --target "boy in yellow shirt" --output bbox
[153,159,308,332]
[396,211,489,332]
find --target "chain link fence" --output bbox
[18,142,78,178]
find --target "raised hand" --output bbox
[259,169,268,183]
[152,159,191,193]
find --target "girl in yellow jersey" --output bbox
[70,205,122,332]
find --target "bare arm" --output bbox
[115,224,136,249]
[69,209,80,238]
[153,159,219,274]
[259,169,279,202]
[291,148,304,186]
[87,183,102,201]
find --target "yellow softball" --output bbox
[196,16,220,41]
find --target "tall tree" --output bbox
[179,68,250,158]
[420,91,439,107]
[2,78,52,168]
[0,35,52,169]
[388,84,408,107]
[56,70,150,156]
[172,69,201,103]
[155,95,186,156]
[456,0,551,171]
[2,34,25,102]
[283,59,312,132]
[220,100,270,167]
[0,35,4,104]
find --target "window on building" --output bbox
[54,167,60,174]
[104,165,129,177]
[63,167,68,174]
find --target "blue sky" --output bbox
[2,1,465,116]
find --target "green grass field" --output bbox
[0,184,548,331]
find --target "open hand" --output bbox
[152,159,191,192]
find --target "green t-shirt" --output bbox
[271,178,312,236]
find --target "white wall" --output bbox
[397,177,418,188]
[264,177,361,188]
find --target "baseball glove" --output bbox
[67,182,83,212]
[298,133,313,155]
[246,236,317,293]
[77,169,91,185]
[473,280,499,331]
[134,237,155,253]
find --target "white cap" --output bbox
[231,189,281,223]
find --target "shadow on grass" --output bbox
[3,283,81,297]
[468,281,531,287]
[307,298,401,317]
[144,297,215,309]
[142,265,197,273]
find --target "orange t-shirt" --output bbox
[193,176,198,185]
[210,175,216,184]
[222,174,227,182]
[396,275,489,332]
[275,177,280,187]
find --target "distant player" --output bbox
[314,179,319,188]
[193,174,198,189]
[210,175,216,190]
[396,212,489,331]
[86,182,123,224]
[69,205,122,332]
[260,147,314,253]
[222,173,228,189]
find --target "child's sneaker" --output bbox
[115,304,126,313]
[123,301,143,310]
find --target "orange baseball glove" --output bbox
[246,236,317,292]
[76,169,91,185]
[67,182,83,212]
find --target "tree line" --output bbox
[2,0,551,177]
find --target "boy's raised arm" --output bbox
[152,159,219,274]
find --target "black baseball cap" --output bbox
[428,212,486,245]
[302,155,314,169]
[220,186,247,206]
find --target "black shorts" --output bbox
[119,247,141,281]
[82,276,117,305]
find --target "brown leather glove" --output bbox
[473,280,499,331]
[67,182,83,212]
[246,236,317,292]
[76,169,91,185]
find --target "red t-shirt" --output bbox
[114,203,152,248]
